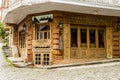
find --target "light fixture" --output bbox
[58,21,63,29]
[23,23,27,34]
[23,23,26,31]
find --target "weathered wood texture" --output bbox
[112,21,120,58]
[26,16,33,62]
[15,11,120,65]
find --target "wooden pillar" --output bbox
[106,26,113,58]
[12,26,18,46]
[26,16,33,62]
[63,24,71,59]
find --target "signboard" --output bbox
[32,14,53,23]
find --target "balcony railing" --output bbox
[2,0,120,23]
[7,0,120,8]
[79,0,120,4]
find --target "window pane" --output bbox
[39,25,50,31]
[40,32,43,39]
[98,30,104,48]
[19,31,26,48]
[71,28,78,47]
[90,30,96,48]
[80,29,87,47]
[36,25,50,40]
[44,32,47,39]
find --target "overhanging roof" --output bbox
[2,0,120,24]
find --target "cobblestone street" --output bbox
[0,43,120,80]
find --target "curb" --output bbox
[7,56,120,69]
[44,59,120,69]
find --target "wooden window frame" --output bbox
[34,53,51,66]
[19,31,26,48]
[35,23,50,41]
[70,25,105,49]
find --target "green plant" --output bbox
[0,22,7,39]
[3,52,14,67]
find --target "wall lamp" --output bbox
[58,21,63,29]
[22,23,27,34]
[23,23,26,31]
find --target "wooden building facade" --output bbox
[11,11,120,66]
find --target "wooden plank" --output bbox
[63,24,71,59]
[106,26,113,58]
[113,37,119,41]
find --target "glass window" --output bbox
[36,24,50,40]
[98,30,104,48]
[19,31,26,48]
[90,29,96,48]
[44,32,47,39]
[80,29,87,47]
[40,32,43,39]
[71,28,78,47]
[70,26,105,49]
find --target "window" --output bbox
[98,30,105,48]
[43,54,50,65]
[71,28,78,47]
[80,29,87,47]
[35,53,50,65]
[90,29,96,48]
[36,24,50,40]
[35,54,41,65]
[19,31,26,48]
[70,26,105,48]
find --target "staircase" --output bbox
[2,46,12,57]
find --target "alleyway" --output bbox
[0,43,120,80]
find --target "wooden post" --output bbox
[63,24,71,59]
[106,26,113,58]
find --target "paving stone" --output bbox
[1,43,120,80]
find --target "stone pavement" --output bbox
[1,43,120,80]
